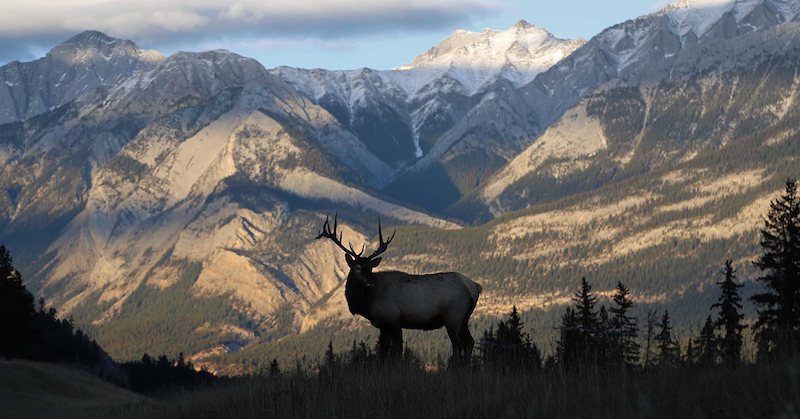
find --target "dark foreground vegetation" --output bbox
[0,244,218,394]
[3,179,800,418]
[81,361,798,419]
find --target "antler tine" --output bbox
[349,243,365,257]
[366,218,396,260]
[315,212,360,257]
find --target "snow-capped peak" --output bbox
[405,20,577,71]
[392,20,585,95]
[48,30,164,65]
[656,0,800,38]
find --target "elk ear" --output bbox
[369,257,382,268]
[345,254,356,268]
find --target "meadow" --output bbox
[82,359,800,419]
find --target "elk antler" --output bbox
[365,218,396,260]
[316,213,364,257]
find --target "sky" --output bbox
[0,0,673,70]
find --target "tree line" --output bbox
[299,178,800,373]
[495,178,800,370]
[0,243,220,394]
[2,178,800,386]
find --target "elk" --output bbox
[316,214,482,364]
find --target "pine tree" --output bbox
[655,310,679,368]
[684,338,697,367]
[481,306,541,370]
[644,309,658,369]
[557,307,580,368]
[558,278,601,369]
[712,260,745,367]
[597,305,612,366]
[752,178,800,360]
[599,306,610,330]
[697,316,717,368]
[0,245,37,360]
[609,281,640,366]
[573,278,599,331]
[269,358,280,377]
[323,341,336,367]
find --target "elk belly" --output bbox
[399,311,444,330]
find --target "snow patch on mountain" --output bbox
[657,0,800,38]
[273,21,585,105]
[397,20,585,95]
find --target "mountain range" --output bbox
[3,0,800,371]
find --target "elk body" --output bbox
[316,214,482,363]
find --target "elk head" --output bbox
[315,213,395,287]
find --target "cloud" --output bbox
[0,0,500,56]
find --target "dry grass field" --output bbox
[83,360,800,419]
[0,360,143,419]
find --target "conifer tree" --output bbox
[655,310,679,368]
[712,260,745,367]
[597,305,611,365]
[643,310,658,369]
[0,245,36,360]
[557,307,580,368]
[684,338,697,367]
[481,306,541,370]
[752,178,800,360]
[558,278,602,368]
[610,282,639,366]
[323,341,336,367]
[697,316,717,368]
[598,305,610,331]
[269,358,280,376]
[573,278,599,331]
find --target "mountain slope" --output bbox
[6,0,800,369]
[433,0,800,220]
[0,32,457,362]
[0,31,164,125]
[272,22,585,211]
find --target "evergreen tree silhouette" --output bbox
[655,310,679,368]
[558,278,602,369]
[557,307,579,368]
[481,306,541,370]
[0,244,37,360]
[697,316,718,368]
[269,358,280,377]
[597,305,611,366]
[320,341,337,378]
[643,309,658,369]
[752,178,800,361]
[684,338,697,367]
[599,305,610,330]
[573,278,600,367]
[323,341,336,367]
[574,278,599,331]
[712,260,745,367]
[610,281,639,367]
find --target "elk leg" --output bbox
[392,328,403,358]
[459,320,475,362]
[446,325,463,365]
[379,328,392,360]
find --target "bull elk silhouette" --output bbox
[316,214,482,363]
